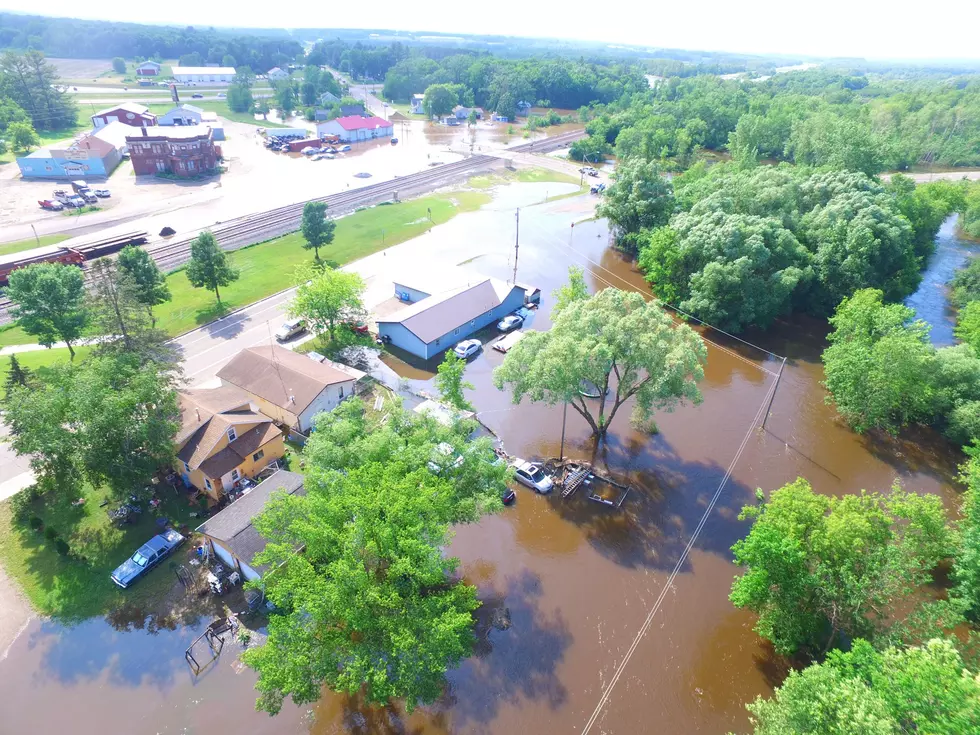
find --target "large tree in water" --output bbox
[494,268,707,437]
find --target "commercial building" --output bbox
[91,102,157,129]
[175,386,286,500]
[314,115,393,143]
[196,470,305,582]
[16,124,126,179]
[378,278,529,360]
[135,60,162,77]
[171,66,236,84]
[156,104,225,140]
[217,345,359,433]
[125,125,221,177]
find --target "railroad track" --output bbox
[0,130,585,324]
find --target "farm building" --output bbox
[377,278,529,360]
[16,124,126,179]
[315,115,393,143]
[216,345,359,433]
[266,67,289,81]
[196,470,305,581]
[171,66,236,84]
[91,102,157,129]
[135,60,162,76]
[125,125,221,177]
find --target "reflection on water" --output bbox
[0,194,968,735]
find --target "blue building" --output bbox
[378,278,529,360]
[16,123,126,179]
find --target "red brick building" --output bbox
[125,125,221,177]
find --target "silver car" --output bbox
[512,459,553,494]
[275,318,306,342]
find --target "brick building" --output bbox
[125,125,221,177]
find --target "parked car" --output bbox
[427,442,464,475]
[502,488,517,505]
[110,529,185,588]
[512,459,553,494]
[275,318,306,342]
[93,188,111,198]
[497,314,523,332]
[346,321,369,334]
[453,339,481,359]
[38,199,64,211]
[52,189,69,201]
[66,195,86,208]
[279,145,290,152]
[217,92,226,98]
[191,93,204,99]
[339,145,351,152]
[390,137,398,145]
[79,191,98,204]
[311,154,325,161]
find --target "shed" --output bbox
[196,470,305,581]
[136,60,162,77]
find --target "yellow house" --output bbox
[175,386,286,500]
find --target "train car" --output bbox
[74,230,149,259]
[0,244,85,285]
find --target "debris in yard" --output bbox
[159,226,176,236]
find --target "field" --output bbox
[48,58,177,86]
[153,191,490,335]
[0,234,70,258]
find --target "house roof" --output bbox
[166,104,203,115]
[171,66,236,75]
[125,124,213,142]
[332,115,393,131]
[217,345,355,415]
[412,94,425,101]
[92,120,132,150]
[379,278,524,344]
[267,66,284,74]
[177,386,277,471]
[197,422,282,478]
[196,470,305,574]
[137,60,161,68]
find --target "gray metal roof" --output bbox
[378,279,523,344]
[196,470,305,573]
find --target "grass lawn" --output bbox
[469,168,583,189]
[152,191,490,336]
[0,122,89,165]
[0,346,92,399]
[0,325,40,348]
[0,480,201,621]
[0,234,70,258]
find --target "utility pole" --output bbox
[30,224,40,248]
[559,399,568,462]
[512,208,520,285]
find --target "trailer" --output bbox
[0,244,85,284]
[493,330,526,353]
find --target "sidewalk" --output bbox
[0,336,107,356]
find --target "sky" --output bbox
[4,1,980,61]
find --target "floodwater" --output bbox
[0,194,970,734]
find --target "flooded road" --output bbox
[0,195,968,735]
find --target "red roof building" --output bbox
[315,115,394,143]
[91,102,158,129]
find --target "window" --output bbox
[470,320,477,327]
[252,450,264,462]
[205,477,213,492]
[188,160,195,171]
[182,461,190,474]
[339,385,345,398]
[227,427,237,442]
[156,161,166,172]
[231,468,240,481]
[454,327,460,336]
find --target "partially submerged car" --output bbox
[496,314,523,332]
[110,529,185,588]
[512,459,553,494]
[453,339,481,359]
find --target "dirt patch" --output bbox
[47,58,111,80]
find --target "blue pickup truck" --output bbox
[110,529,185,589]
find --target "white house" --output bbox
[315,115,393,143]
[410,94,425,114]
[266,66,289,81]
[157,104,225,140]
[216,345,359,433]
[319,91,339,106]
[171,66,236,84]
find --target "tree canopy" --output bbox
[730,477,951,657]
[288,266,365,341]
[494,277,706,437]
[185,231,239,302]
[116,244,171,326]
[299,201,336,262]
[596,157,675,256]
[435,351,474,412]
[6,262,87,358]
[241,399,507,712]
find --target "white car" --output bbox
[275,318,306,342]
[512,459,553,494]
[453,339,481,359]
[497,314,523,332]
[93,188,111,198]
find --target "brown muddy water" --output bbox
[0,194,971,735]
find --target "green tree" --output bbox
[6,262,87,359]
[4,354,32,393]
[494,281,706,437]
[241,401,506,712]
[596,157,674,256]
[299,200,336,261]
[953,445,980,620]
[221,54,237,68]
[116,245,171,326]
[0,50,77,130]
[435,351,474,412]
[7,120,39,151]
[423,83,459,118]
[951,258,980,308]
[467,109,477,126]
[111,57,126,74]
[300,81,317,107]
[551,264,589,319]
[288,266,365,341]
[730,478,951,657]
[185,231,238,303]
[225,84,254,114]
[85,258,169,359]
[742,638,980,735]
[274,82,295,116]
[786,111,885,177]
[822,289,936,434]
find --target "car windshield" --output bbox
[132,549,151,567]
[529,467,546,482]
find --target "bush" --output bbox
[44,526,59,541]
[29,516,43,532]
[947,401,980,447]
[55,539,71,556]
